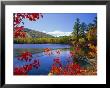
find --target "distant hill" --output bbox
[23,28,54,38]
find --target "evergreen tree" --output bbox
[93,17,97,28]
[72,18,81,41]
[80,22,87,37]
[87,17,97,30]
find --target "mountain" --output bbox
[23,28,54,38]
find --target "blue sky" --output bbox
[21,13,97,37]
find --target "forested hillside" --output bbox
[23,28,54,38]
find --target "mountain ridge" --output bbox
[23,28,54,38]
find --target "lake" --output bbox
[14,44,92,75]
[13,44,74,75]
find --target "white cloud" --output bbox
[27,29,72,37]
[42,30,46,33]
[46,30,71,37]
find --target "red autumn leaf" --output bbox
[53,58,60,64]
[56,49,61,55]
[13,13,43,38]
[14,67,27,75]
[18,51,32,62]
[14,59,40,75]
[32,59,40,69]
[44,48,52,56]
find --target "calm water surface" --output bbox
[14,44,73,75]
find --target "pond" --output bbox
[13,44,91,75]
[13,44,74,75]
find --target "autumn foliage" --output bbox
[13,13,43,38]
[14,59,40,75]
[13,14,97,75]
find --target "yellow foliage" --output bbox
[86,28,97,41]
[88,52,96,59]
[88,44,97,53]
[79,38,85,44]
[88,44,95,49]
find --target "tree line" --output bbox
[14,36,70,44]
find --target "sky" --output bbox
[21,13,97,37]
